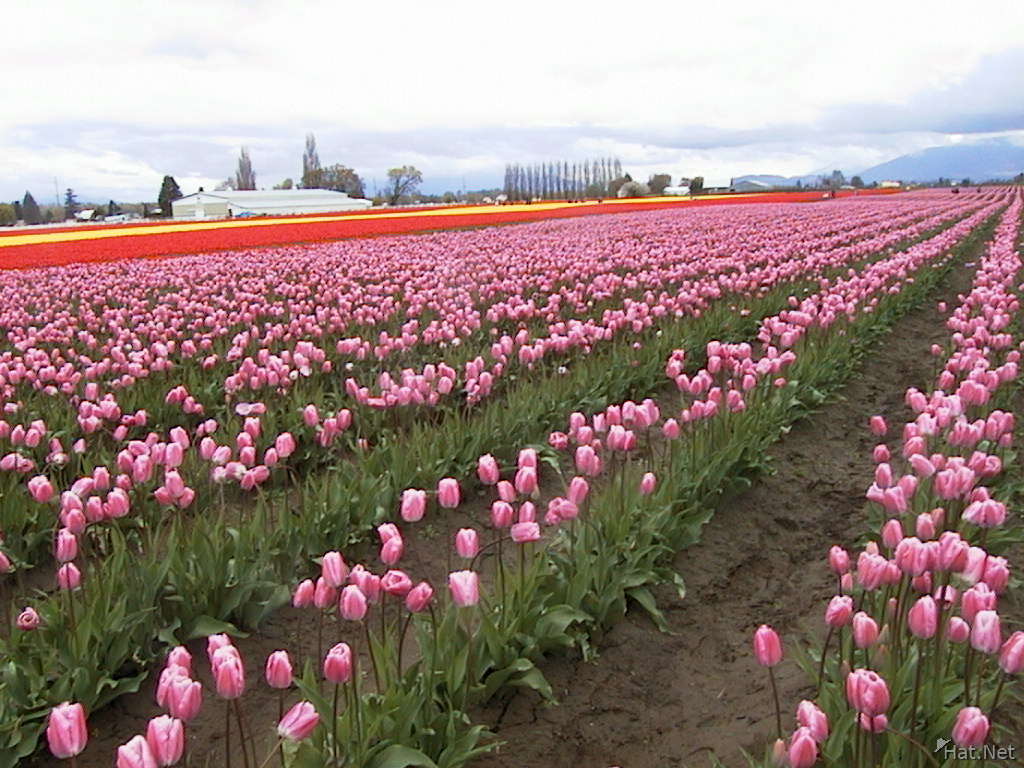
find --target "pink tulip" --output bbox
[292,579,315,607]
[908,596,938,639]
[278,701,320,741]
[787,726,818,768]
[952,707,989,747]
[57,562,81,590]
[323,643,353,683]
[824,595,853,628]
[212,647,245,699]
[400,489,427,522]
[827,546,849,574]
[511,521,541,543]
[947,616,971,644]
[265,650,293,689]
[869,415,887,436]
[477,454,500,485]
[321,551,349,588]
[54,528,78,563]
[970,610,1002,654]
[165,676,202,722]
[16,606,40,630]
[852,612,879,648]
[405,581,434,612]
[455,528,480,558]
[845,668,890,716]
[998,631,1024,675]
[753,625,782,667]
[339,584,368,621]
[380,536,404,565]
[437,478,460,508]
[28,475,55,503]
[448,570,480,607]
[145,715,184,767]
[490,500,514,528]
[796,700,828,743]
[639,472,656,495]
[47,702,88,759]
[117,734,158,768]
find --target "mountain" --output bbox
[857,139,1024,183]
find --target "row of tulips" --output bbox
[31,193,1015,766]
[755,189,1024,767]
[2,195,995,763]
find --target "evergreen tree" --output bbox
[107,199,120,216]
[157,176,183,218]
[63,188,78,219]
[235,147,256,190]
[302,133,322,188]
[13,200,23,221]
[22,191,42,225]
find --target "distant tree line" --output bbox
[503,157,623,201]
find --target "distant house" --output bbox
[879,180,901,189]
[662,185,690,196]
[74,209,96,222]
[171,189,372,219]
[732,179,773,193]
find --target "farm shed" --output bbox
[171,189,372,219]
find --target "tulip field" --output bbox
[0,187,1022,767]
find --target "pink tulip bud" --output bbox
[477,454,500,485]
[908,596,938,639]
[514,466,537,496]
[212,647,245,699]
[796,700,829,743]
[952,707,989,747]
[448,570,480,607]
[753,625,782,667]
[639,472,656,495]
[278,701,320,741]
[455,528,480,558]
[313,578,336,610]
[47,702,88,759]
[437,478,460,508]
[339,585,368,621]
[881,519,902,549]
[28,475,55,503]
[497,480,516,501]
[165,676,202,722]
[405,581,434,613]
[380,536,404,565]
[869,415,887,436]
[828,546,850,574]
[852,612,879,648]
[998,631,1024,675]
[381,569,413,596]
[265,650,293,689]
[302,405,319,427]
[323,643,353,683]
[858,713,888,733]
[0,550,12,574]
[845,668,890,716]
[510,521,540,543]
[54,528,78,563]
[947,616,970,644]
[321,551,349,588]
[825,595,853,628]
[787,726,818,768]
[970,610,1002,654]
[16,606,40,631]
[293,579,315,608]
[117,735,158,768]
[145,715,184,767]
[57,562,82,591]
[491,500,514,528]
[567,476,589,505]
[399,489,427,522]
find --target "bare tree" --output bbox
[386,166,423,204]
[302,133,322,188]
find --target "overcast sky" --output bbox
[3,0,1023,202]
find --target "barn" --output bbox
[171,189,372,219]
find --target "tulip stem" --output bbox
[397,612,413,679]
[364,621,381,692]
[990,669,1006,716]
[885,726,940,768]
[817,625,835,697]
[332,682,340,767]
[277,692,286,768]
[225,700,233,768]
[257,738,287,768]
[767,666,782,740]
[233,699,253,768]
[910,640,924,752]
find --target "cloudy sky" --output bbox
[3,0,1023,202]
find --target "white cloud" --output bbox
[1,0,1023,199]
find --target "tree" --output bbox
[648,173,672,195]
[617,180,650,198]
[22,191,42,224]
[64,188,78,219]
[302,133,322,189]
[157,176,183,218]
[1015,172,1024,185]
[319,164,365,197]
[107,200,121,216]
[274,178,294,190]
[0,204,15,227]
[829,170,845,189]
[608,176,628,198]
[235,147,256,190]
[960,178,972,187]
[689,176,705,195]
[214,178,236,192]
[385,166,422,205]
[850,176,864,188]
[13,200,22,221]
